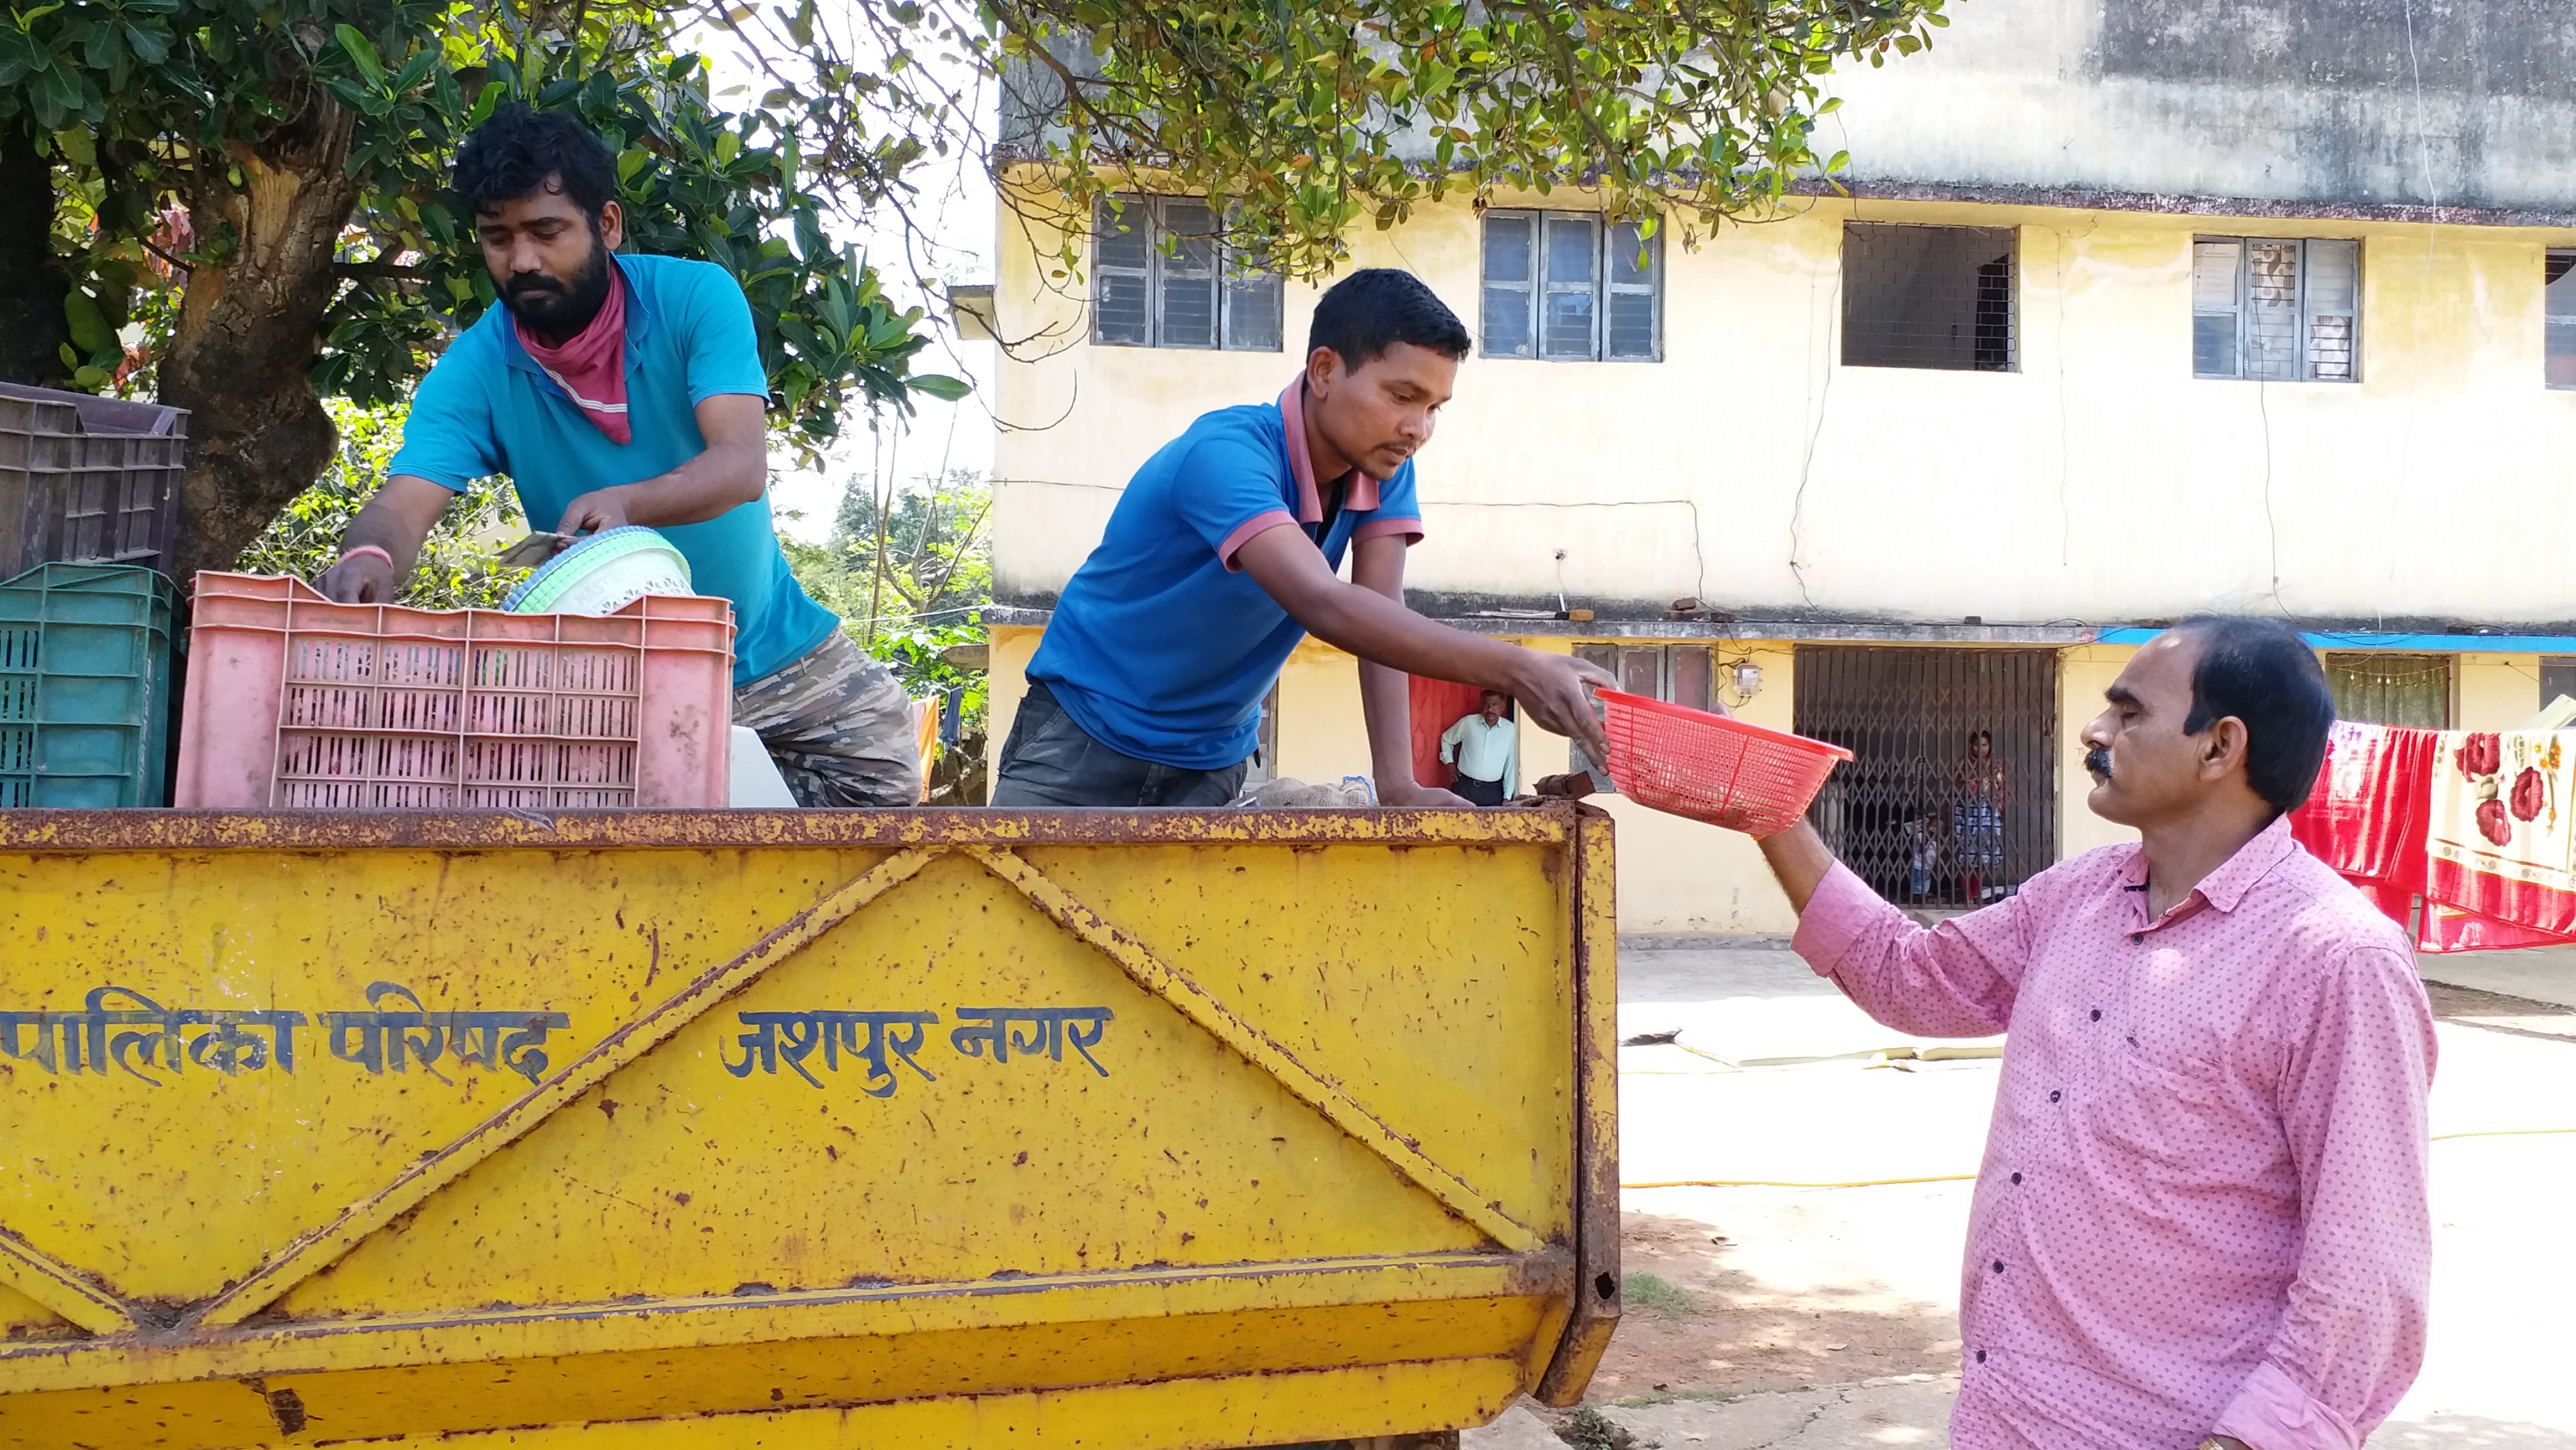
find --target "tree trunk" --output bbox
[158,94,362,584]
[0,122,72,387]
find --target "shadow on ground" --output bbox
[1581,1210,1959,1406]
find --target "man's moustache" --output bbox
[2085,747,2114,779]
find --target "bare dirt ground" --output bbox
[1583,1207,1959,1405]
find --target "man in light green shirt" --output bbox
[1438,690,1519,806]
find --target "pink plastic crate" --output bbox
[174,573,736,809]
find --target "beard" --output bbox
[501,234,613,339]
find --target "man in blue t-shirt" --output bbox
[317,105,915,807]
[994,269,1613,808]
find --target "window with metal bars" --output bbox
[2548,251,2576,389]
[1840,224,2015,372]
[2541,657,2576,715]
[1091,197,1284,351]
[1567,644,1713,787]
[1479,212,1663,362]
[2192,237,2359,382]
[1794,647,2057,906]
[2324,653,2451,729]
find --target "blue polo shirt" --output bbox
[389,251,837,685]
[1028,382,1425,769]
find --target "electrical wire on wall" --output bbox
[1787,195,1852,608]
[2258,379,2289,619]
[2392,0,2441,634]
[1421,498,1713,608]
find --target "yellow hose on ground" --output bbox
[1622,1173,1977,1189]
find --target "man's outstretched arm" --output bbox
[1234,525,1614,764]
[317,474,455,603]
[1757,820,1839,913]
[552,393,768,535]
[1752,819,2026,1037]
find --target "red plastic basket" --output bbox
[173,573,736,809]
[1597,688,1852,835]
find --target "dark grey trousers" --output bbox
[991,682,1248,808]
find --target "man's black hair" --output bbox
[452,102,618,221]
[1308,268,1472,368]
[2172,615,2334,816]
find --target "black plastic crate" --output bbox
[0,381,187,577]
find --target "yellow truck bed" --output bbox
[0,807,1617,1447]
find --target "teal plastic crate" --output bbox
[0,562,176,808]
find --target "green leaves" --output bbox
[236,397,530,607]
[333,23,383,86]
[26,0,950,458]
[21,0,1947,513]
[62,286,112,353]
[917,0,1948,278]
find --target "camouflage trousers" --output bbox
[732,631,920,808]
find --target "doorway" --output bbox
[1794,646,2059,906]
[1410,676,1514,792]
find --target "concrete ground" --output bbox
[1461,938,2576,1449]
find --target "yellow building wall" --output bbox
[1274,641,1371,785]
[985,625,1042,790]
[2056,645,2141,861]
[2457,654,2544,730]
[991,188,2576,628]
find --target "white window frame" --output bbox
[1479,210,1663,363]
[1090,195,1284,352]
[2192,236,2361,383]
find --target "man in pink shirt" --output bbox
[1753,617,2435,1449]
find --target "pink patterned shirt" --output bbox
[1792,815,2436,1449]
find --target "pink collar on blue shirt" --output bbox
[1277,378,1381,522]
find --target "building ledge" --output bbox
[986,605,2095,646]
[1439,616,2103,645]
[1792,177,2576,230]
[2101,627,2576,654]
[989,605,2576,653]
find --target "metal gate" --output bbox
[1794,647,2058,906]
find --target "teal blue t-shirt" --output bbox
[388,251,836,685]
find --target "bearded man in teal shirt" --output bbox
[319,103,915,807]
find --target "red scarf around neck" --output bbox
[513,265,632,444]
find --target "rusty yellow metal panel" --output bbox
[0,808,1618,1447]
[1536,806,1622,1405]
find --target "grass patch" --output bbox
[1611,1387,1743,1409]
[1621,1270,1696,1316]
